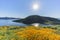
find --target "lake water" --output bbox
[0,19,53,26]
[0,19,26,26]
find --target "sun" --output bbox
[32,4,39,10]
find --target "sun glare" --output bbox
[32,4,39,10]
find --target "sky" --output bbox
[0,0,60,18]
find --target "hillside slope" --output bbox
[14,15,60,25]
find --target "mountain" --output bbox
[13,15,60,25]
[0,17,20,20]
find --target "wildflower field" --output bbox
[0,25,60,40]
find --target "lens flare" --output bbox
[32,4,39,10]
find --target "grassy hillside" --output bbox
[14,15,60,25]
[0,25,60,40]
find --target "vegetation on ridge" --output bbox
[14,15,60,25]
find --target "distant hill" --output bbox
[14,15,60,25]
[0,17,20,20]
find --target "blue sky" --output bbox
[0,0,60,18]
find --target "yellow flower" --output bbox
[16,26,60,40]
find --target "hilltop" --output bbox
[14,15,60,25]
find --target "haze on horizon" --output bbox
[0,0,60,18]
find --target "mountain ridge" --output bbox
[0,17,20,19]
[14,15,60,25]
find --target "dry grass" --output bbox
[0,26,60,40]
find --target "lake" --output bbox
[0,19,53,26]
[0,19,26,26]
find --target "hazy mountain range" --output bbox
[0,17,20,19]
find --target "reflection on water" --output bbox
[0,19,53,26]
[0,19,26,26]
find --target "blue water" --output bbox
[0,19,53,26]
[0,19,26,26]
